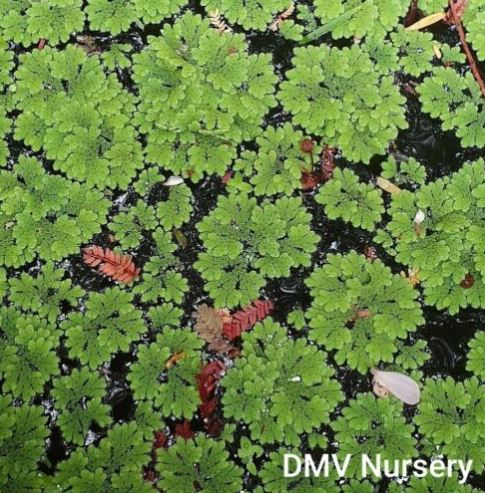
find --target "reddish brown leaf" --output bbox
[199,397,219,419]
[321,146,336,182]
[37,38,46,50]
[143,469,156,482]
[222,170,233,184]
[83,245,140,283]
[301,171,321,190]
[174,420,195,440]
[222,300,274,340]
[153,431,168,449]
[446,0,468,23]
[196,361,226,402]
[195,304,236,354]
[460,273,475,288]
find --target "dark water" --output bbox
[4,2,485,491]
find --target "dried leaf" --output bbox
[432,43,443,59]
[401,267,421,287]
[195,304,235,354]
[83,245,140,283]
[269,3,295,31]
[164,351,186,370]
[208,9,232,33]
[377,176,402,195]
[405,12,447,31]
[371,368,421,405]
[173,228,188,249]
[222,300,274,340]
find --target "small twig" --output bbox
[448,0,485,98]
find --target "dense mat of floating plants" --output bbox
[0,0,485,491]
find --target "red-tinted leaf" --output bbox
[199,397,219,419]
[83,245,140,283]
[206,417,224,437]
[301,171,321,190]
[174,420,195,440]
[222,300,274,340]
[321,146,336,182]
[153,431,168,449]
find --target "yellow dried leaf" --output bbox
[165,352,186,369]
[376,176,402,195]
[432,43,442,59]
[405,13,446,31]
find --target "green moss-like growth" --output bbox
[314,0,409,40]
[8,262,84,322]
[316,168,384,231]
[418,68,485,149]
[0,40,12,166]
[86,0,188,34]
[196,192,319,308]
[279,45,407,164]
[415,377,485,472]
[463,2,485,61]
[13,46,143,189]
[389,475,482,493]
[157,436,243,493]
[229,123,313,197]
[61,287,146,369]
[332,393,417,478]
[306,252,424,373]
[0,309,59,400]
[133,228,188,304]
[133,13,277,179]
[0,0,84,46]
[221,319,342,445]
[202,0,288,30]
[467,331,485,380]
[128,328,203,418]
[377,160,485,313]
[52,368,111,445]
[0,396,48,491]
[381,156,427,187]
[50,422,152,492]
[0,156,109,267]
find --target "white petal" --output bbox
[163,176,184,186]
[371,369,421,405]
[413,209,426,224]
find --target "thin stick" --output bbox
[448,0,485,98]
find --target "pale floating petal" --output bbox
[414,209,426,224]
[163,176,184,186]
[371,368,421,405]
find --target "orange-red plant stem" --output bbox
[448,0,485,98]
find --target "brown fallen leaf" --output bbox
[195,304,236,354]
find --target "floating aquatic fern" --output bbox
[196,192,318,308]
[0,156,109,267]
[306,252,424,373]
[133,12,277,179]
[13,46,143,189]
[279,44,407,164]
